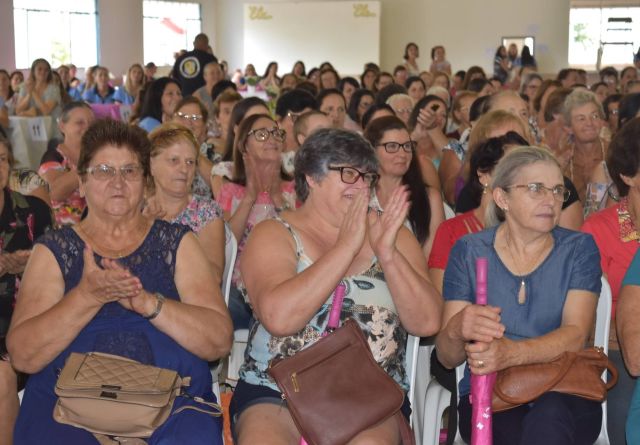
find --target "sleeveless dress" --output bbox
[14,220,223,445]
[239,218,409,392]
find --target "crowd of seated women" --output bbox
[1,43,640,444]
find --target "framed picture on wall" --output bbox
[502,36,535,56]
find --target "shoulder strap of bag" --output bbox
[324,282,347,333]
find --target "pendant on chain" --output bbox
[517,279,526,305]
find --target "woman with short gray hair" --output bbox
[436,145,602,444]
[231,128,442,444]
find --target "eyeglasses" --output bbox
[327,166,379,187]
[378,141,416,153]
[393,107,412,115]
[248,127,286,142]
[84,164,144,182]
[506,183,570,202]
[175,111,204,122]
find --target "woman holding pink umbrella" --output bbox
[435,146,602,444]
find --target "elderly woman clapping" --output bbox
[7,119,232,444]
[436,146,602,444]
[231,128,442,444]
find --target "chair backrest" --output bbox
[222,223,238,305]
[595,276,612,354]
[405,334,420,426]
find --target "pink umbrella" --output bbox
[470,257,496,445]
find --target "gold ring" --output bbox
[477,360,485,368]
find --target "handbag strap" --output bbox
[324,282,347,334]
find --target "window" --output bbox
[143,1,202,67]
[569,7,640,68]
[13,0,98,69]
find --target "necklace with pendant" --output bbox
[504,229,552,305]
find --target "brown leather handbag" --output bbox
[54,352,221,439]
[491,347,618,413]
[268,285,414,445]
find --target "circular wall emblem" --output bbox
[179,56,200,79]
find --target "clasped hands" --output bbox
[76,245,156,317]
[458,304,511,375]
[338,186,410,263]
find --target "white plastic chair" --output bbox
[421,276,612,445]
[443,203,456,220]
[594,277,612,445]
[213,224,238,398]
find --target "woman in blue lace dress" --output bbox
[7,119,233,444]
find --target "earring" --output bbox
[482,183,489,194]
[502,207,509,212]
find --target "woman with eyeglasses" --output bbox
[364,115,443,259]
[216,113,295,330]
[436,146,602,445]
[7,119,232,444]
[231,128,442,444]
[171,97,215,198]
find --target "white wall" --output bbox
[214,0,571,76]
[0,0,17,71]
[1,0,571,78]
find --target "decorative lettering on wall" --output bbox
[353,4,376,18]
[249,6,273,20]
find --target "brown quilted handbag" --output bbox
[491,347,618,413]
[54,352,188,437]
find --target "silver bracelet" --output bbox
[144,293,165,320]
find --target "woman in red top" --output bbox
[581,117,640,445]
[428,131,529,293]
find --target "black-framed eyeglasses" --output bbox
[505,183,570,202]
[175,111,204,122]
[327,166,379,187]
[83,164,144,182]
[248,127,286,142]
[378,141,416,153]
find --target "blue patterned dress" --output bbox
[14,220,223,445]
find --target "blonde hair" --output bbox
[148,122,199,159]
[468,110,529,154]
[124,63,144,95]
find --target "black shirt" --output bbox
[171,49,218,96]
[0,189,53,335]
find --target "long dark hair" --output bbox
[139,77,180,123]
[364,115,430,245]
[222,97,268,162]
[232,113,291,185]
[468,131,529,207]
[347,89,375,124]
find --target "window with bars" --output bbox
[143,1,202,67]
[569,6,640,68]
[13,0,98,69]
